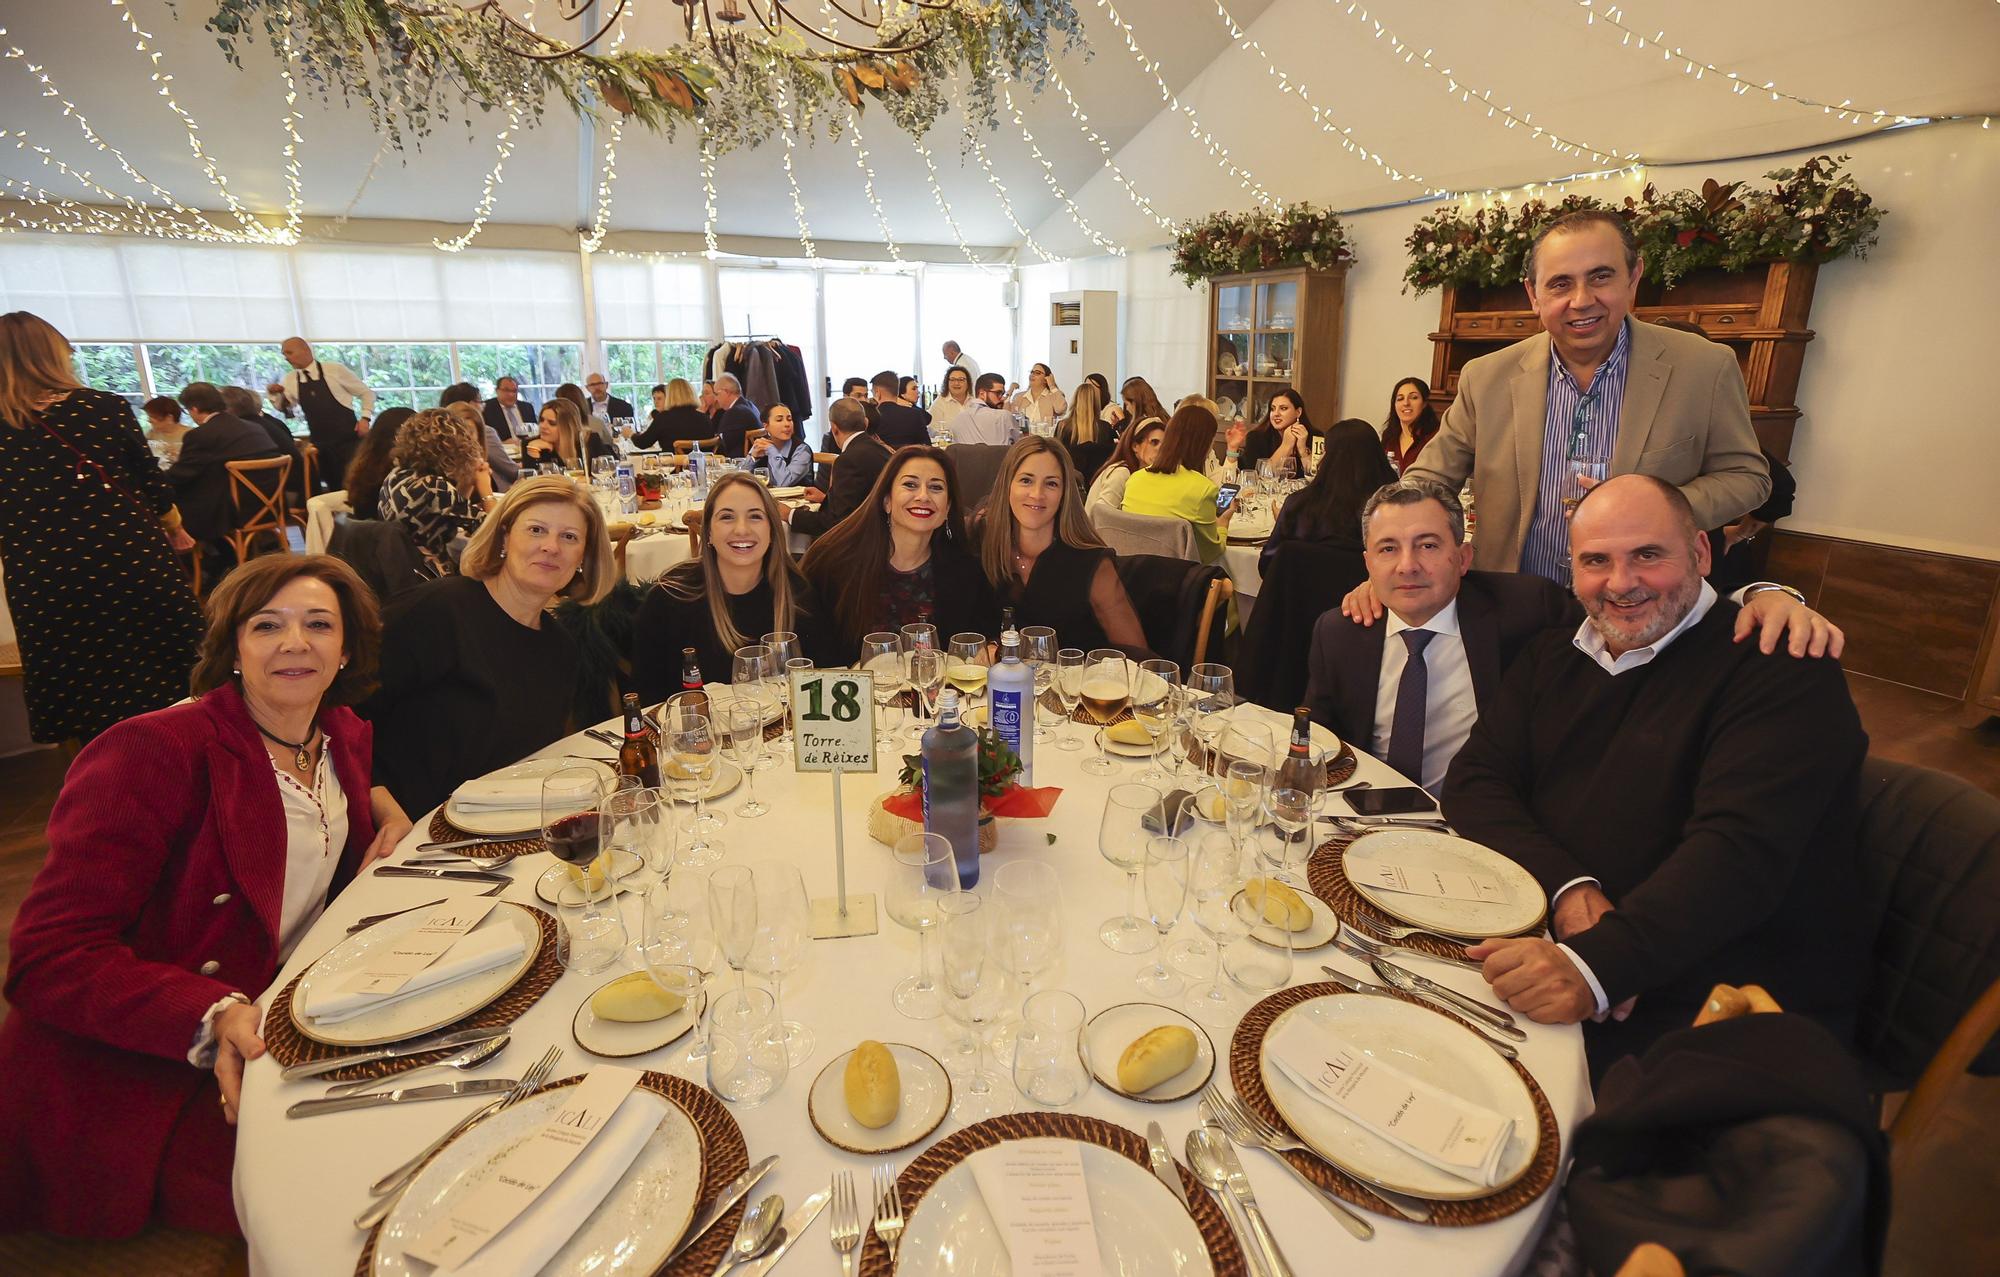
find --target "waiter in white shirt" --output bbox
[941,339,980,385]
[279,337,373,493]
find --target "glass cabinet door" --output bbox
[1216,283,1253,333]
[1254,331,1293,381]
[1257,278,1298,332]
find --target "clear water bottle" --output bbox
[616,463,637,515]
[921,689,982,888]
[691,445,710,499]
[988,625,1035,786]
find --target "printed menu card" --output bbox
[969,1140,1105,1277]
[1344,851,1507,904]
[339,899,501,999]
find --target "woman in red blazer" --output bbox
[0,555,410,1238]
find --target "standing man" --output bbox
[941,340,979,386]
[1410,209,1769,579]
[482,375,536,445]
[583,372,635,424]
[712,373,762,457]
[279,337,372,493]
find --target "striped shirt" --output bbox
[1520,320,1632,582]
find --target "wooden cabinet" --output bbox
[1426,261,1818,461]
[1207,264,1348,425]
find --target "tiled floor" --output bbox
[0,673,1992,1274]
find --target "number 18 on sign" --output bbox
[791,668,879,938]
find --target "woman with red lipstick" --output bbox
[800,445,1000,659]
[361,476,618,818]
[632,472,830,701]
[0,555,407,1236]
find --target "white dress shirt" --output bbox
[281,360,375,419]
[951,353,981,382]
[1371,601,1477,795]
[954,402,1016,446]
[496,399,529,437]
[929,396,971,433]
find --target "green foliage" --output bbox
[1171,204,1354,287]
[896,727,1024,800]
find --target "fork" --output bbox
[829,1170,861,1277]
[1200,1087,1388,1235]
[1204,1084,1420,1227]
[871,1162,905,1263]
[1336,921,1483,971]
[1351,915,1470,946]
[353,1045,562,1230]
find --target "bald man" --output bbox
[278,337,373,491]
[1444,474,1868,1078]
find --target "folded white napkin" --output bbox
[451,773,558,812]
[446,1091,662,1277]
[1267,1017,1515,1188]
[305,926,527,1024]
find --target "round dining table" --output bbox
[234,701,1590,1276]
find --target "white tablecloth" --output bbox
[235,720,1588,1277]
[306,491,350,556]
[1222,541,1264,611]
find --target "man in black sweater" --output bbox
[871,369,932,449]
[1448,475,1869,1079]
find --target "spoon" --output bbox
[711,1193,784,1277]
[323,1035,510,1098]
[1186,1126,1296,1275]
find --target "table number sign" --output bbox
[789,668,879,939]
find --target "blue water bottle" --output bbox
[921,689,982,888]
[988,624,1035,787]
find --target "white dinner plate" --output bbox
[444,757,616,838]
[768,485,809,499]
[683,685,785,733]
[1231,884,1338,951]
[1225,516,1274,543]
[1094,726,1161,758]
[1084,1003,1215,1102]
[291,903,542,1047]
[534,849,646,905]
[1258,993,1539,1199]
[807,1043,952,1154]
[897,1138,1215,1276]
[571,975,696,1058]
[372,1084,703,1277]
[1342,830,1546,939]
[659,757,742,803]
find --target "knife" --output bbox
[416,835,522,853]
[1331,926,1482,973]
[1319,966,1518,1061]
[1206,1123,1295,1277]
[279,1026,510,1081]
[1368,957,1527,1039]
[286,1075,516,1118]
[1146,1121,1194,1212]
[740,1187,830,1277]
[375,864,513,884]
[665,1155,780,1264]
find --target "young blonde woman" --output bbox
[1055,379,1114,484]
[633,471,828,700]
[523,396,611,471]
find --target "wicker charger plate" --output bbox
[1189,737,1358,789]
[427,808,545,859]
[264,907,561,1082]
[352,1070,751,1277]
[1037,686,1136,727]
[1306,834,1474,962]
[856,1111,1247,1277]
[1227,982,1560,1225]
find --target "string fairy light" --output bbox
[1316,2,1637,173]
[698,120,720,259]
[1091,0,1284,208]
[773,78,818,261]
[1045,66,1174,232]
[906,128,1006,275]
[998,84,1123,255]
[839,103,906,264]
[964,127,1062,262]
[433,97,525,252]
[578,4,631,254]
[0,128,201,240]
[274,24,306,242]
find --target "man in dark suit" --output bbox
[713,373,763,457]
[871,369,932,448]
[582,372,636,425]
[785,398,892,538]
[169,382,283,545]
[482,376,536,443]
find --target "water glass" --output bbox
[1012,990,1088,1107]
[706,986,789,1106]
[1098,784,1159,955]
[600,786,669,877]
[556,880,625,976]
[886,832,959,1019]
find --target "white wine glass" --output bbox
[861,632,905,747]
[946,632,990,708]
[1019,626,1058,743]
[1097,783,1159,955]
[1132,658,1179,786]
[1054,647,1086,752]
[885,832,959,1019]
[1138,835,1189,996]
[1079,648,1130,777]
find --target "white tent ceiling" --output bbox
[1,1,1995,254]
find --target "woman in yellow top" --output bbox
[1119,402,1234,564]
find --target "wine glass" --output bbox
[1019,626,1058,743]
[732,643,777,772]
[640,869,721,1057]
[904,648,945,742]
[1053,647,1086,752]
[1219,724,1274,857]
[760,631,800,759]
[1097,783,1159,955]
[885,832,959,1019]
[707,864,758,1005]
[861,632,905,747]
[991,859,1063,995]
[722,703,768,819]
[540,766,606,877]
[746,860,814,1066]
[1266,752,1323,885]
[1185,663,1236,772]
[946,632,990,707]
[600,785,668,881]
[1185,833,1253,1027]
[1131,658,1179,786]
[1079,648,1130,777]
[640,958,711,1068]
[1138,835,1190,996]
[939,891,1009,1119]
[663,706,724,865]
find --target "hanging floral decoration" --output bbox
[197,1,1084,153]
[1170,203,1354,286]
[1401,155,1884,294]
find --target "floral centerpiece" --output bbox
[1171,203,1354,286]
[869,729,1061,853]
[1401,155,1884,293]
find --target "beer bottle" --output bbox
[618,692,662,789]
[680,647,709,722]
[1275,706,1317,793]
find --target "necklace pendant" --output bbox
[295,746,311,774]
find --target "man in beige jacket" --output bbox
[1410,209,1770,577]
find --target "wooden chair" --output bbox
[224,455,293,565]
[683,508,704,557]
[608,523,636,577]
[287,443,318,528]
[743,428,768,451]
[673,436,722,455]
[1191,577,1233,667]
[812,451,839,467]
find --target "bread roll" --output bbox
[1106,720,1153,747]
[1245,877,1312,932]
[589,972,685,1023]
[565,854,611,893]
[1118,1025,1198,1093]
[844,1040,901,1129]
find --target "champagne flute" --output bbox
[1079,648,1130,777]
[1132,658,1179,786]
[1138,835,1190,996]
[732,643,777,773]
[946,632,990,706]
[760,631,800,759]
[861,632,905,747]
[1185,833,1252,1027]
[1019,625,1058,743]
[885,832,959,1019]
[904,648,945,743]
[707,863,758,1004]
[1097,783,1159,954]
[725,702,768,819]
[939,891,1009,1119]
[1054,647,1086,752]
[746,860,814,1066]
[663,706,723,864]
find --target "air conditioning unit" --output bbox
[1001,281,1020,309]
[1048,290,1117,390]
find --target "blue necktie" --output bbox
[1386,629,1435,783]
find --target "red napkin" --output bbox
[881,785,1063,823]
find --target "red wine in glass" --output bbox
[546,811,601,867]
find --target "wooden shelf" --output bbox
[1208,264,1347,424]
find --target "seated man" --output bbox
[168,381,284,547]
[1306,477,1842,793]
[1446,475,1869,1077]
[783,397,892,538]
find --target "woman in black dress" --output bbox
[977,436,1148,655]
[631,378,714,452]
[0,312,203,743]
[1260,418,1398,572]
